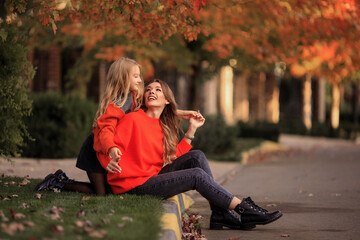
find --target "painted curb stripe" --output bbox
[160,194,194,240]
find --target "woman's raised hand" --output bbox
[189,111,205,129]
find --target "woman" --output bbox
[97,79,282,230]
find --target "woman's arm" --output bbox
[177,109,201,120]
[183,112,205,145]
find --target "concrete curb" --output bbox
[160,193,194,240]
[241,140,289,165]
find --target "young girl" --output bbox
[34,58,198,195]
[99,79,282,230]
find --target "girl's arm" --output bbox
[93,102,125,155]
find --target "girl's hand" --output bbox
[108,147,122,162]
[177,110,198,120]
[106,157,122,173]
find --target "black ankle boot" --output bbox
[234,197,282,225]
[34,169,72,192]
[210,206,255,230]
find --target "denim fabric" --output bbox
[127,150,234,209]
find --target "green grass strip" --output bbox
[0,176,164,240]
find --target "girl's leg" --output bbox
[87,172,110,195]
[62,181,94,194]
[127,168,233,209]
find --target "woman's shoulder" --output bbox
[123,109,145,120]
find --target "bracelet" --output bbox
[185,134,195,140]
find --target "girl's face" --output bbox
[129,65,142,92]
[144,82,170,109]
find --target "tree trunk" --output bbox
[265,72,279,123]
[302,74,312,130]
[258,71,266,120]
[234,74,249,122]
[352,82,359,125]
[331,82,341,129]
[202,75,218,116]
[98,61,107,101]
[219,66,234,124]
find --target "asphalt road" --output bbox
[188,135,360,240]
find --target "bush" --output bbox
[21,92,97,158]
[238,121,280,142]
[183,114,238,156]
[0,24,35,158]
[278,119,308,135]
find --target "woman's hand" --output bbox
[108,147,122,162]
[189,112,205,129]
[184,111,205,144]
[106,157,122,173]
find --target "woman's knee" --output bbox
[190,150,207,164]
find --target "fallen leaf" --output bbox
[76,210,86,218]
[50,206,65,215]
[82,196,90,201]
[0,210,9,222]
[266,203,277,207]
[10,181,16,185]
[117,223,125,228]
[10,208,25,220]
[308,193,314,197]
[1,222,25,235]
[19,203,29,209]
[109,209,115,215]
[11,194,18,198]
[101,218,110,224]
[23,221,35,227]
[34,193,42,199]
[84,227,107,238]
[50,225,64,235]
[331,193,341,197]
[121,216,133,222]
[18,179,30,186]
[281,234,290,237]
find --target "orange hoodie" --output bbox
[97,109,192,194]
[93,95,136,154]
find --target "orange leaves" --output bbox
[95,45,126,62]
[32,0,207,43]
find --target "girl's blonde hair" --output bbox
[93,57,143,127]
[144,79,180,164]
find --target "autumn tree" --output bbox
[197,0,360,129]
[0,0,208,157]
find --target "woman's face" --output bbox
[129,65,142,92]
[144,82,170,109]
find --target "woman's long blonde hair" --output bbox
[93,57,144,128]
[144,79,180,164]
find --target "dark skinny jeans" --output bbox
[126,150,234,210]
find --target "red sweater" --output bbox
[93,96,135,154]
[97,109,192,194]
